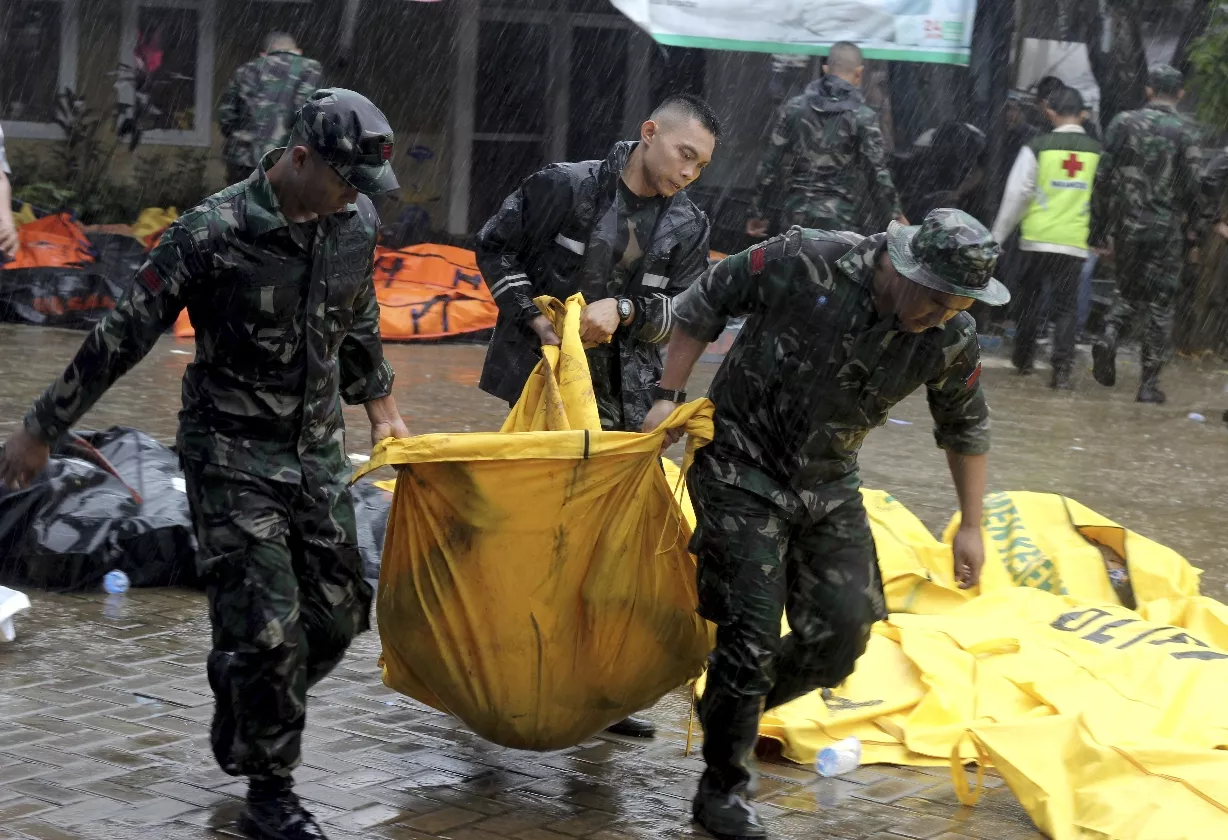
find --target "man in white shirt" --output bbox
[992,86,1101,389]
[0,125,18,260]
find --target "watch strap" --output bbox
[652,386,687,403]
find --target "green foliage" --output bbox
[7,82,209,224]
[131,149,209,211]
[1189,6,1228,135]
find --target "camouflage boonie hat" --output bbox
[886,208,1010,306]
[291,88,399,194]
[1147,63,1184,96]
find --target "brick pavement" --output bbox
[0,589,1044,840]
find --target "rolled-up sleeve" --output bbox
[925,324,990,455]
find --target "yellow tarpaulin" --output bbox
[355,294,715,750]
[763,490,1228,839]
[130,206,178,243]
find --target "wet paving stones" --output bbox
[0,589,1041,840]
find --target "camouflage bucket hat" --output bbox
[292,88,400,195]
[886,208,1010,306]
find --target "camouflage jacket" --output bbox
[673,227,989,518]
[24,152,394,489]
[475,141,711,430]
[218,51,324,171]
[749,75,901,231]
[1088,102,1202,247]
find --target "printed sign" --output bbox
[608,0,980,66]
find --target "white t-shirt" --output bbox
[0,124,9,174]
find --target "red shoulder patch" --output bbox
[138,265,164,295]
[965,363,982,389]
[749,244,766,275]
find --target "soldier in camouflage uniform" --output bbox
[642,209,1010,840]
[747,42,906,239]
[0,89,405,840]
[219,32,324,185]
[1089,64,1202,404]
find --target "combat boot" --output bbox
[692,773,768,840]
[239,778,328,840]
[1049,367,1074,391]
[1136,368,1166,404]
[1091,340,1117,387]
[605,714,656,738]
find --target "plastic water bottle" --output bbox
[816,736,862,777]
[102,570,130,595]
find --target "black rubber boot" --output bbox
[1092,329,1117,387]
[605,715,656,738]
[239,778,328,840]
[1050,367,1074,391]
[1136,368,1167,404]
[692,773,768,840]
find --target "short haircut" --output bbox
[1148,66,1184,96]
[651,93,722,140]
[264,31,298,53]
[286,128,311,151]
[1047,86,1084,117]
[826,41,863,75]
[1035,75,1066,103]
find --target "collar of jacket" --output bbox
[1145,102,1178,114]
[836,232,887,288]
[243,148,358,238]
[805,75,864,113]
[597,140,638,197]
[835,232,902,328]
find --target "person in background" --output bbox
[1088,64,1202,404]
[219,31,324,185]
[1034,76,1066,113]
[747,41,906,238]
[0,125,18,260]
[475,94,719,738]
[993,86,1101,388]
[1033,76,1100,140]
[900,121,989,225]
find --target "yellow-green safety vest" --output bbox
[1020,131,1102,250]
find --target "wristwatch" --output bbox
[616,297,634,325]
[652,386,687,403]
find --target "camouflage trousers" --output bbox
[687,470,886,795]
[779,197,860,235]
[182,460,373,780]
[1103,238,1182,370]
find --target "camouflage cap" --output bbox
[1147,63,1184,96]
[291,88,399,195]
[886,208,1010,306]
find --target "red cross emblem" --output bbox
[1061,153,1084,178]
[380,142,393,161]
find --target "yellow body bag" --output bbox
[355,295,715,750]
